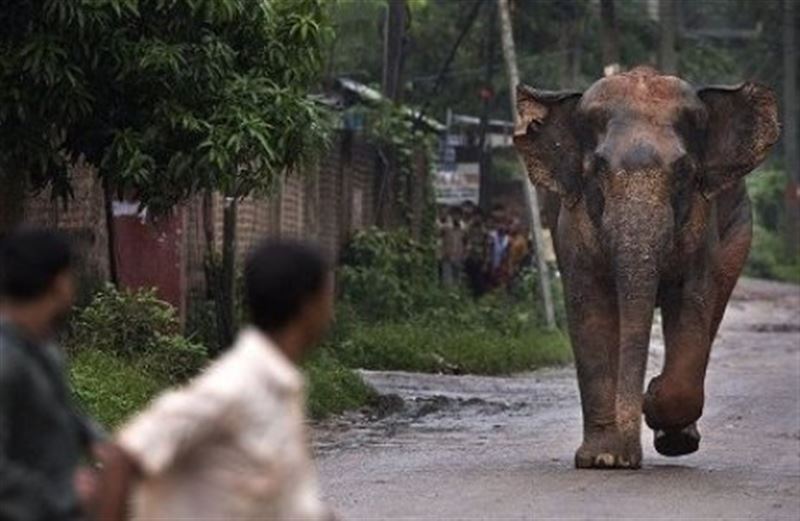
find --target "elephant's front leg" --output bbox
[644,280,715,456]
[564,273,631,468]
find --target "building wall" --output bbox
[21,163,110,296]
[20,130,426,318]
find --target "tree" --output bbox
[0,0,332,349]
[496,0,556,329]
[600,0,620,75]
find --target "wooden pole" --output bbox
[497,0,556,329]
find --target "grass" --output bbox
[305,353,377,418]
[69,346,377,427]
[332,320,572,375]
[70,349,166,428]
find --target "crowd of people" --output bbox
[437,202,532,296]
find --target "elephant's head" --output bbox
[514,66,779,272]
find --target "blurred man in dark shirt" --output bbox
[0,229,106,521]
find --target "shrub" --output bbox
[338,227,439,320]
[68,284,207,383]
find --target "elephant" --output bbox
[513,66,780,469]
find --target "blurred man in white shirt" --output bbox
[97,240,337,521]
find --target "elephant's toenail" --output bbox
[595,453,615,467]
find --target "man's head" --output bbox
[0,228,75,339]
[244,239,333,358]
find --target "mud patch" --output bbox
[313,392,528,454]
[749,323,800,333]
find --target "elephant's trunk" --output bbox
[606,192,674,428]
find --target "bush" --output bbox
[339,228,439,320]
[68,284,207,383]
[332,228,572,375]
[69,284,375,424]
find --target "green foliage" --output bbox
[353,99,439,229]
[68,284,207,382]
[1,0,333,208]
[333,227,571,375]
[70,349,167,428]
[746,169,800,283]
[339,227,438,319]
[305,352,377,418]
[71,343,375,426]
[332,321,570,375]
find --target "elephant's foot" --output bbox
[575,428,642,469]
[643,376,704,430]
[653,422,701,457]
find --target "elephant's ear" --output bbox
[697,82,780,199]
[514,85,583,206]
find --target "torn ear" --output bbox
[514,85,583,206]
[697,82,780,198]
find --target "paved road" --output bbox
[315,278,800,520]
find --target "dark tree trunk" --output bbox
[784,0,799,255]
[658,0,678,74]
[102,177,119,286]
[382,0,407,103]
[218,196,238,350]
[0,171,25,232]
[558,0,583,88]
[378,0,407,229]
[600,0,620,75]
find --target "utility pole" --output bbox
[382,0,407,102]
[496,0,556,329]
[378,0,407,227]
[600,0,620,76]
[658,0,678,74]
[784,0,799,254]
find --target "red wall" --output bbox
[113,204,185,317]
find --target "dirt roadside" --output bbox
[315,278,800,520]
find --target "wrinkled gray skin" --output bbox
[514,67,780,469]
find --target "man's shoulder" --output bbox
[0,328,30,388]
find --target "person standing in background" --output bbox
[463,207,488,296]
[97,240,338,521]
[0,229,107,521]
[507,221,531,283]
[440,207,466,287]
[487,216,511,290]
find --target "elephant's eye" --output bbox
[594,155,611,175]
[672,156,695,177]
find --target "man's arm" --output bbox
[116,381,238,477]
[94,444,141,521]
[95,377,238,520]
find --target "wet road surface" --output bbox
[315,278,800,520]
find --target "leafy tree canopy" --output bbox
[0,0,332,211]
